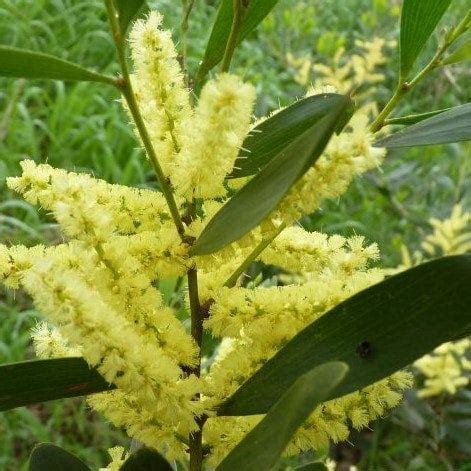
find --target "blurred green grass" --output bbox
[0,0,470,469]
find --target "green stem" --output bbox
[104,0,186,240]
[224,223,286,288]
[370,19,467,133]
[220,0,246,72]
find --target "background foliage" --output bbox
[0,0,470,469]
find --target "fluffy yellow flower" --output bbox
[128,11,191,176]
[172,74,255,199]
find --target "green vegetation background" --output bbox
[0,0,470,469]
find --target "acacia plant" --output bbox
[0,1,471,470]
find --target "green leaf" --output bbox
[374,103,471,148]
[385,108,450,126]
[120,447,173,471]
[218,255,471,416]
[295,464,328,471]
[29,443,90,471]
[114,0,147,35]
[217,362,347,471]
[442,39,471,65]
[0,358,114,411]
[230,95,354,179]
[400,0,452,78]
[191,94,351,255]
[0,46,116,85]
[198,0,279,77]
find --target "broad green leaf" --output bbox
[198,0,279,77]
[217,362,347,471]
[114,0,147,34]
[400,0,452,78]
[230,95,354,179]
[442,39,471,65]
[218,255,471,416]
[0,358,114,411]
[386,108,450,126]
[374,103,471,148]
[29,444,90,471]
[191,94,351,255]
[120,447,173,471]
[0,46,116,85]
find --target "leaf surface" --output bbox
[114,0,147,34]
[442,39,471,65]
[191,94,351,255]
[0,357,114,411]
[0,46,115,84]
[217,362,347,471]
[230,94,353,178]
[29,443,90,471]
[120,447,173,471]
[219,255,471,416]
[400,0,452,77]
[199,0,279,76]
[375,103,471,148]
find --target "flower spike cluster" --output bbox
[0,11,414,467]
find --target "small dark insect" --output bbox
[356,340,373,358]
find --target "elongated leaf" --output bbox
[385,108,450,126]
[442,39,471,65]
[199,0,279,76]
[29,444,90,471]
[217,362,347,471]
[120,447,173,471]
[0,358,114,411]
[375,103,471,148]
[115,0,147,34]
[219,255,471,416]
[0,46,115,84]
[400,0,452,78]
[230,95,354,179]
[191,94,351,255]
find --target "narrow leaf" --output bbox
[114,0,147,34]
[0,358,114,411]
[385,108,450,126]
[29,444,90,471]
[199,0,279,76]
[375,103,471,148]
[230,95,354,179]
[219,255,471,416]
[0,46,116,85]
[442,39,471,65]
[400,0,452,78]
[120,447,173,471]
[191,94,351,255]
[217,362,348,471]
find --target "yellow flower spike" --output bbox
[128,12,191,177]
[172,74,255,200]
